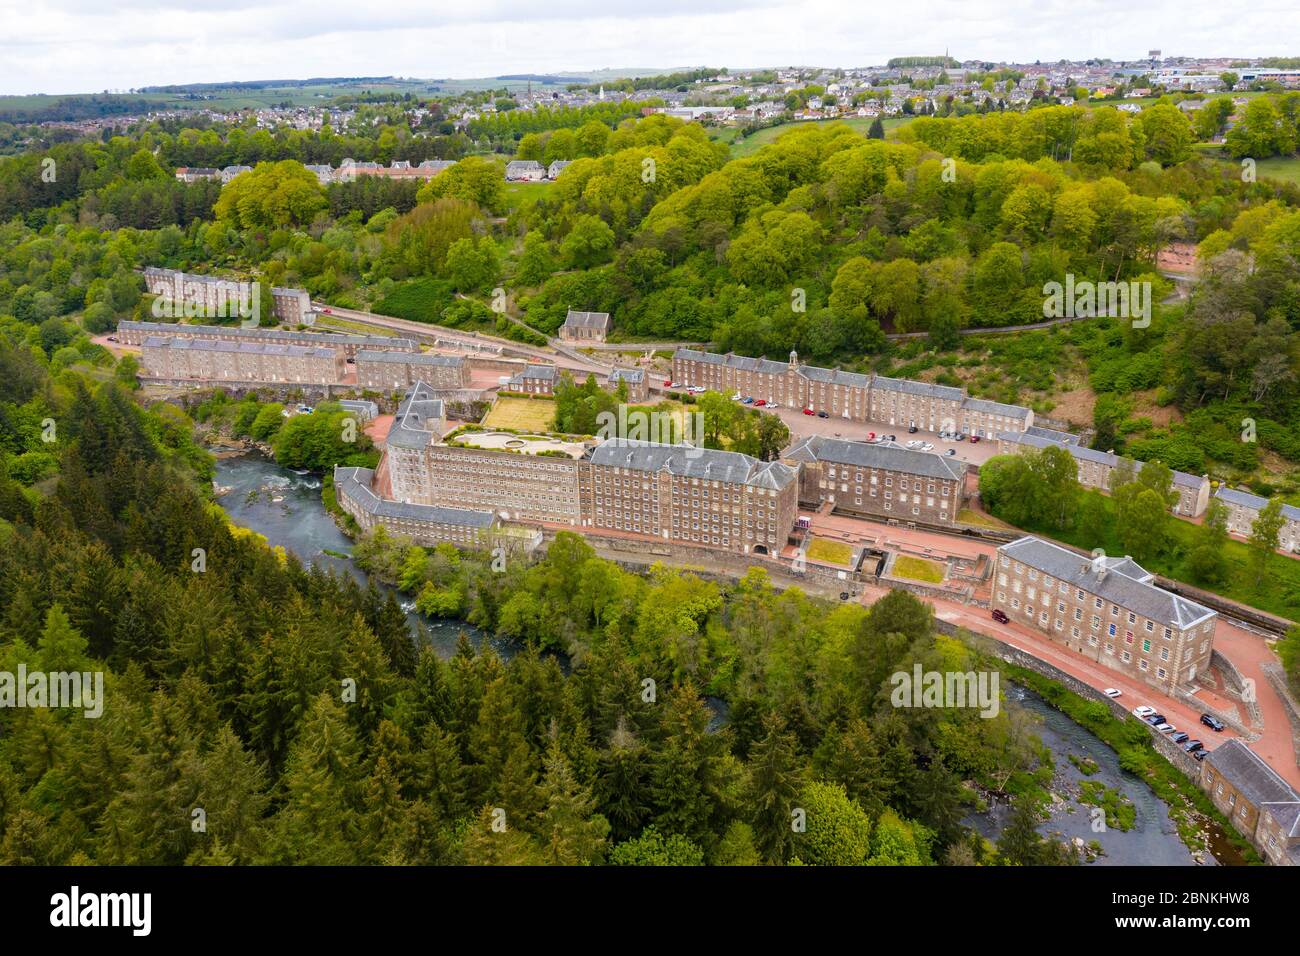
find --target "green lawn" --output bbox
[807,538,853,565]
[503,181,553,212]
[1194,143,1300,185]
[891,555,946,583]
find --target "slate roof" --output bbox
[962,396,1032,419]
[387,381,444,449]
[609,367,644,384]
[119,319,413,351]
[784,434,965,481]
[1204,739,1300,809]
[872,374,964,402]
[355,349,464,367]
[141,335,334,359]
[1025,424,1081,445]
[1215,486,1300,523]
[999,536,1216,629]
[589,440,796,490]
[563,309,611,331]
[334,466,496,527]
[510,364,557,383]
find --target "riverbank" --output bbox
[1003,664,1258,865]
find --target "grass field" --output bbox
[958,508,1012,529]
[891,555,946,583]
[713,116,915,158]
[503,181,553,212]
[807,538,853,565]
[482,396,556,431]
[1194,143,1300,185]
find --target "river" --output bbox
[966,684,1220,866]
[214,452,1219,864]
[212,453,516,660]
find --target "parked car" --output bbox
[866,432,876,441]
[817,411,829,418]
[991,609,1009,624]
[669,382,682,389]
[969,435,981,443]
[1193,749,1207,761]
[107,336,118,342]
[1133,705,1156,717]
[321,308,332,314]
[1146,713,1166,725]
[663,379,672,387]
[885,435,896,442]
[768,402,780,409]
[1171,732,1189,744]
[956,432,968,441]
[688,386,705,394]
[741,397,754,404]
[908,425,919,434]
[920,442,934,452]
[1155,723,1174,733]
[1184,740,1204,753]
[802,408,815,415]
[1103,688,1122,699]
[754,399,766,407]
[945,449,957,456]
[1200,714,1225,732]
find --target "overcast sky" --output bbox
[4,0,1297,95]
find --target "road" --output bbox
[312,303,613,376]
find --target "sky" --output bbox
[3,0,1299,95]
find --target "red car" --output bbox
[969,435,981,443]
[991,609,1009,624]
[754,399,766,407]
[321,308,332,314]
[663,379,673,387]
[803,408,815,415]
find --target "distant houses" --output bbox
[174,167,220,183]
[178,160,458,186]
[505,160,546,182]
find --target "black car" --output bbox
[991,609,1009,624]
[1193,750,1207,761]
[817,410,829,418]
[1146,713,1166,725]
[907,425,919,434]
[886,435,896,442]
[1171,732,1189,744]
[1200,713,1225,732]
[1184,740,1204,753]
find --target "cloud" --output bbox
[2,0,1298,94]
